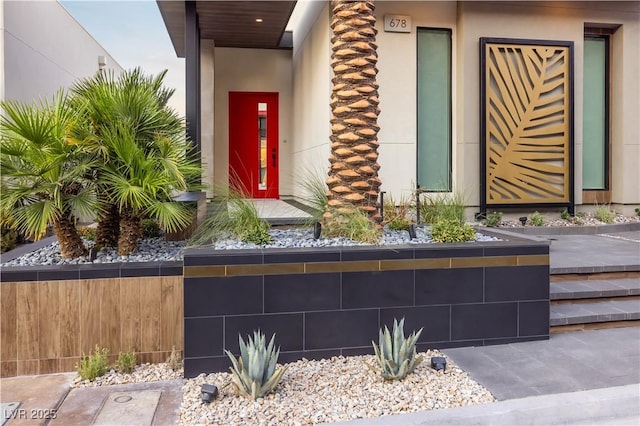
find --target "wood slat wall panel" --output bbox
[160,276,183,351]
[16,282,39,361]
[99,278,121,354]
[80,279,102,354]
[59,280,80,357]
[38,281,60,359]
[0,283,17,362]
[120,278,141,352]
[2,276,182,377]
[140,278,161,352]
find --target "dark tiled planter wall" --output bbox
[183,242,550,378]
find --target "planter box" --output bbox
[182,237,550,378]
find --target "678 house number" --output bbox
[6,408,58,420]
[384,14,412,33]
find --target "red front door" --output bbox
[228,92,279,198]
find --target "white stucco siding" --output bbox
[374,1,458,200]
[2,0,122,103]
[212,47,293,196]
[290,2,332,201]
[458,1,640,208]
[289,0,640,210]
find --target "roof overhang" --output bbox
[157,0,297,57]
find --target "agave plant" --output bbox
[225,331,287,400]
[372,318,423,380]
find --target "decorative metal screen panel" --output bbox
[480,38,574,211]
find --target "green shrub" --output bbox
[484,212,503,227]
[298,167,329,219]
[635,207,640,216]
[420,191,465,225]
[0,227,18,253]
[595,205,615,223]
[77,345,109,381]
[115,350,136,374]
[141,219,162,238]
[77,226,97,241]
[387,218,411,231]
[225,331,287,400]
[188,187,273,246]
[529,211,545,227]
[370,318,423,381]
[323,207,381,244]
[383,193,411,225]
[560,208,572,221]
[167,345,182,371]
[430,219,476,243]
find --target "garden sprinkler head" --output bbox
[201,384,218,403]
[519,216,528,226]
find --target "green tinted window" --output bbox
[417,28,451,191]
[582,37,607,189]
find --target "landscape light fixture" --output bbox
[201,384,218,403]
[430,356,446,372]
[519,216,528,226]
[255,18,263,23]
[313,221,322,239]
[98,55,106,71]
[408,224,417,240]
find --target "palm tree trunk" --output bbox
[325,0,382,222]
[96,201,120,248]
[52,216,87,258]
[117,208,141,256]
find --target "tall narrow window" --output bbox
[417,28,452,191]
[582,35,609,190]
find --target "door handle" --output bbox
[272,148,277,167]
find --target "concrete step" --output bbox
[550,278,640,301]
[550,299,640,327]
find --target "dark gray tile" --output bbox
[120,262,160,277]
[519,301,549,337]
[79,263,122,279]
[184,317,223,357]
[225,313,303,353]
[305,309,378,350]
[380,305,450,343]
[263,248,340,264]
[485,266,549,302]
[0,267,38,282]
[451,302,518,340]
[183,356,230,378]
[264,273,340,313]
[342,270,414,309]
[184,276,263,317]
[184,250,262,266]
[415,268,484,305]
[414,246,483,259]
[341,246,414,261]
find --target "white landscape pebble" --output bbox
[179,351,495,426]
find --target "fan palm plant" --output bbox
[0,91,95,258]
[72,68,201,255]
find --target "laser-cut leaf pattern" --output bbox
[485,43,570,204]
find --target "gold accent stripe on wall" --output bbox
[183,254,549,278]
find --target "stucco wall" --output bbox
[374,1,458,201]
[290,2,333,202]
[1,0,122,103]
[457,1,640,210]
[291,1,639,212]
[201,40,215,197]
[212,47,293,196]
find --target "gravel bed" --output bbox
[179,351,495,425]
[71,362,184,388]
[493,212,639,228]
[1,225,500,267]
